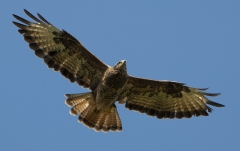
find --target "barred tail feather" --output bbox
[65,92,122,132]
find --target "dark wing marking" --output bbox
[13,9,109,90]
[118,76,224,119]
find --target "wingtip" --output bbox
[37,12,51,24]
[207,100,225,107]
[204,92,221,97]
[23,9,29,14]
[12,14,19,19]
[197,87,209,91]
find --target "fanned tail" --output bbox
[65,92,122,132]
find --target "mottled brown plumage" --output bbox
[13,9,224,132]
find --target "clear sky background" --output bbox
[1,1,239,151]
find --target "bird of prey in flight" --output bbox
[12,9,224,132]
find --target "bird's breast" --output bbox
[94,73,128,110]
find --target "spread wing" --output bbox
[12,9,108,90]
[118,76,224,119]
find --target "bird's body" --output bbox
[13,9,224,132]
[94,61,128,110]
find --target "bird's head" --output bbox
[114,60,127,71]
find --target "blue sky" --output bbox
[1,1,239,151]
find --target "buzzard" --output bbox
[13,9,224,132]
